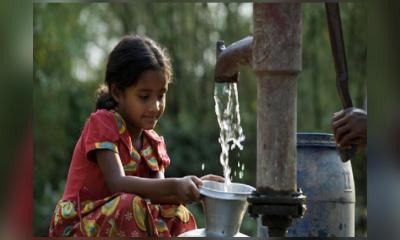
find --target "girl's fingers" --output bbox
[190,181,201,201]
[190,175,203,187]
[201,174,225,182]
[213,175,225,183]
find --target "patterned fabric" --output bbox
[49,109,196,237]
[50,194,196,237]
[95,141,119,153]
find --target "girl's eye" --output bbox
[139,95,149,100]
[158,94,165,100]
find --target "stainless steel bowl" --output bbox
[199,180,256,201]
[180,180,255,237]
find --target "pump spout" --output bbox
[215,36,253,83]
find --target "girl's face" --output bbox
[114,70,168,134]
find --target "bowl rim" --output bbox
[199,180,256,200]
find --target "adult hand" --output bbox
[332,107,367,150]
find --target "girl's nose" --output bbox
[150,100,161,112]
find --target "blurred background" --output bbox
[33,2,366,237]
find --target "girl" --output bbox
[49,35,223,237]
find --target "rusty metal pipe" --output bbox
[213,3,304,237]
[215,4,301,192]
[215,3,301,197]
[253,3,301,193]
[213,3,302,192]
[251,3,303,237]
[215,36,253,82]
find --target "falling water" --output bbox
[214,82,245,188]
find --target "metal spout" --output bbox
[215,36,253,82]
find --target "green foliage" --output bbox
[34,2,366,237]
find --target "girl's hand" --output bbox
[174,176,202,204]
[200,174,225,183]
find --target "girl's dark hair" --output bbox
[96,35,172,110]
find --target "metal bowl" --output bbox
[197,180,255,237]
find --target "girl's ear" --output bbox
[110,84,123,104]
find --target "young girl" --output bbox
[49,35,223,237]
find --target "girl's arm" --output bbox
[146,170,181,204]
[150,170,164,179]
[95,149,202,204]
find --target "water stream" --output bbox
[214,82,245,189]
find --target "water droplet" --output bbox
[239,171,243,179]
[241,164,245,171]
[201,163,205,171]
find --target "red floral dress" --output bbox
[49,109,197,237]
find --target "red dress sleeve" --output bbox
[83,109,120,160]
[157,136,171,172]
[143,130,171,173]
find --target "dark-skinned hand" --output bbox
[332,107,367,152]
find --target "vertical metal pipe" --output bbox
[257,75,297,193]
[253,3,302,193]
